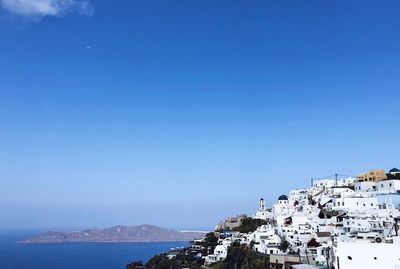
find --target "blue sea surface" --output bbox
[0,231,189,269]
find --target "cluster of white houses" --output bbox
[204,168,400,269]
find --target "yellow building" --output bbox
[357,169,387,182]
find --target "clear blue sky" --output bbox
[0,0,400,230]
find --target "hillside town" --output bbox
[201,167,400,269]
[126,167,400,269]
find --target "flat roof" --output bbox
[291,265,319,269]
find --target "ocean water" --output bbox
[0,231,189,269]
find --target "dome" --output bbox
[278,195,288,201]
[389,168,400,173]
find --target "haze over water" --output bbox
[0,232,188,269]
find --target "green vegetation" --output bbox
[127,251,204,269]
[146,252,203,269]
[125,261,144,269]
[204,232,219,252]
[278,238,290,253]
[126,231,271,269]
[210,242,269,269]
[233,218,268,233]
[126,232,220,269]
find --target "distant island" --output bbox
[21,225,207,244]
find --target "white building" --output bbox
[243,169,400,268]
[336,238,400,269]
[250,225,283,254]
[255,198,272,220]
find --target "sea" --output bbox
[0,231,189,269]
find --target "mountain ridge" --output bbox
[20,224,206,244]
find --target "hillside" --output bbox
[21,225,206,244]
